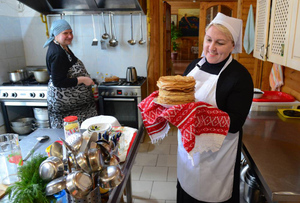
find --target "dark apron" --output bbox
[47,59,97,129]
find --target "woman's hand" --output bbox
[77,76,95,86]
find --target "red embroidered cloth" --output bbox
[138,91,230,154]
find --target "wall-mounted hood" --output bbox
[18,0,146,15]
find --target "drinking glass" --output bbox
[0,134,23,185]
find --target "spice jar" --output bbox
[63,116,80,139]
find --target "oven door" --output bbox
[99,97,139,129]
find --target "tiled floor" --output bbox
[129,124,248,203]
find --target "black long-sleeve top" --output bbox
[183,57,254,133]
[46,41,78,87]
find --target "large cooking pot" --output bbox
[33,69,50,83]
[8,69,29,82]
[126,66,137,83]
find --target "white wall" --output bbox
[0,0,27,128]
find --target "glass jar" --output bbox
[63,116,80,139]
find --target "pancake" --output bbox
[157,75,195,105]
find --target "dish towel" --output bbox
[269,63,284,91]
[138,91,230,162]
[243,4,255,54]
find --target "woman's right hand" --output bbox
[77,76,95,86]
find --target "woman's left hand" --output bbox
[77,76,95,86]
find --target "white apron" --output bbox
[177,56,239,202]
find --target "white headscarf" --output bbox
[209,12,243,53]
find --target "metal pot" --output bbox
[33,108,48,121]
[8,69,28,82]
[126,66,137,83]
[33,69,49,83]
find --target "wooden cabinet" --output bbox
[254,0,300,71]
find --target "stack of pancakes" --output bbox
[157,75,196,105]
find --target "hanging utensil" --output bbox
[91,14,98,46]
[101,12,109,39]
[128,13,136,45]
[139,12,146,45]
[109,12,118,47]
[23,135,49,161]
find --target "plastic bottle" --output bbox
[96,72,101,84]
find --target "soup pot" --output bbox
[8,69,28,82]
[33,69,49,83]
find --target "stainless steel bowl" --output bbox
[76,151,92,174]
[11,124,32,134]
[99,165,124,189]
[39,156,64,181]
[10,117,35,127]
[45,176,66,196]
[87,148,104,172]
[66,171,92,199]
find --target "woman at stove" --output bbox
[44,19,97,128]
[177,13,253,202]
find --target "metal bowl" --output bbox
[11,117,35,127]
[45,176,66,196]
[39,156,64,181]
[66,171,92,199]
[11,124,32,134]
[99,165,124,189]
[75,151,92,174]
[87,148,104,172]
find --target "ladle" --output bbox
[101,12,109,39]
[138,12,146,45]
[23,135,49,161]
[109,12,118,47]
[128,13,136,45]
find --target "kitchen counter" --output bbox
[16,125,144,203]
[242,111,300,202]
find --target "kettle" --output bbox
[126,66,137,83]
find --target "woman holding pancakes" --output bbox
[178,13,253,202]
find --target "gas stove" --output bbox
[0,79,48,101]
[98,76,147,97]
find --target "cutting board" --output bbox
[0,184,8,199]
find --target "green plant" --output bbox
[7,154,54,203]
[171,23,182,52]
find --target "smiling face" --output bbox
[54,29,73,48]
[203,25,235,64]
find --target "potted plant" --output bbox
[171,23,182,60]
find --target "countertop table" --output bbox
[242,111,300,203]
[16,124,144,203]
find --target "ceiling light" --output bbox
[193,0,196,2]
